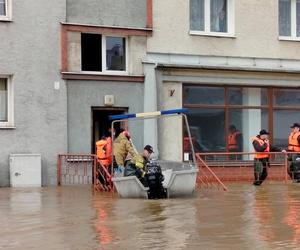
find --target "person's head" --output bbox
[229,125,237,133]
[123,130,131,140]
[291,123,300,132]
[143,145,154,159]
[259,129,269,140]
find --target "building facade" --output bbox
[63,0,151,153]
[145,0,300,161]
[2,0,300,186]
[0,0,67,186]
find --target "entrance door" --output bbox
[92,107,128,154]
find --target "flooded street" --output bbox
[1,184,300,250]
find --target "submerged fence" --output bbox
[57,152,298,192]
[57,154,112,191]
[196,152,291,184]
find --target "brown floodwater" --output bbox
[1,184,300,250]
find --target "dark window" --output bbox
[183,86,225,105]
[81,33,102,71]
[0,0,6,16]
[0,78,7,121]
[186,108,225,152]
[273,88,300,106]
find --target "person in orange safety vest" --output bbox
[96,135,112,167]
[252,129,285,186]
[228,125,243,160]
[287,123,300,181]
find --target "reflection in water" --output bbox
[1,184,300,249]
[284,186,300,245]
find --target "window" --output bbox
[279,0,300,39]
[81,33,127,73]
[183,85,300,154]
[0,0,11,21]
[190,0,235,36]
[183,86,269,154]
[0,78,7,121]
[0,76,13,127]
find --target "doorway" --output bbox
[91,107,128,154]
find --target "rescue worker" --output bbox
[228,125,243,160]
[96,134,112,167]
[287,123,300,181]
[124,145,154,185]
[95,134,113,190]
[113,129,137,176]
[252,129,285,186]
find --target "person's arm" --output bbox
[125,140,137,158]
[236,133,243,151]
[270,145,282,152]
[252,140,268,152]
[297,135,300,146]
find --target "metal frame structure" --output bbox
[109,108,196,176]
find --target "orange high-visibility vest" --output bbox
[252,137,270,159]
[96,138,112,166]
[288,132,300,152]
[228,131,241,150]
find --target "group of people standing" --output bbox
[229,123,300,186]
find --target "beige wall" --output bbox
[148,0,300,60]
[67,31,146,75]
[158,81,183,161]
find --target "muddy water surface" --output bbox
[1,184,300,250]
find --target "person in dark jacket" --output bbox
[251,129,285,186]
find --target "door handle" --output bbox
[14,172,21,177]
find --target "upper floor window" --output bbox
[279,0,300,39]
[190,0,235,37]
[81,33,127,73]
[0,76,14,128]
[0,0,11,21]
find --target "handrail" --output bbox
[196,154,228,191]
[196,151,300,184]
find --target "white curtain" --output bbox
[210,0,227,32]
[0,79,7,121]
[279,0,291,36]
[190,0,205,31]
[0,0,6,16]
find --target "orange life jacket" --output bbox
[228,131,241,150]
[96,138,112,166]
[288,132,300,152]
[252,137,270,159]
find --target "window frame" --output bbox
[0,75,14,128]
[279,0,300,41]
[0,0,12,21]
[189,0,235,38]
[81,34,128,75]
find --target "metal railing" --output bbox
[57,154,113,191]
[196,153,228,191]
[196,152,294,185]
